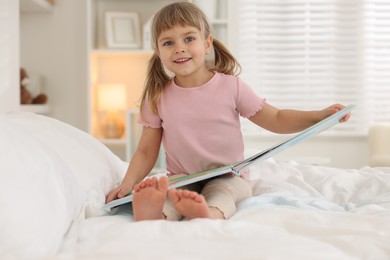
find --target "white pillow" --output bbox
[0,112,125,258]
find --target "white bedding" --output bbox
[53,162,390,260]
[1,112,389,260]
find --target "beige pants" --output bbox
[163,174,252,220]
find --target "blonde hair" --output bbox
[141,2,241,114]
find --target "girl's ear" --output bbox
[205,34,213,54]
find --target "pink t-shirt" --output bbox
[140,72,265,176]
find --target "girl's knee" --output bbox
[202,175,252,202]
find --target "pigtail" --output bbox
[212,39,241,76]
[141,53,170,115]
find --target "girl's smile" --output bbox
[174,58,191,64]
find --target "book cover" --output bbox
[103,104,355,211]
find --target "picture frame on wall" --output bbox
[105,12,141,49]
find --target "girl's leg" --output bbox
[201,175,252,219]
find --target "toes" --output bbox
[181,190,197,199]
[134,176,169,194]
[168,188,206,206]
[194,193,205,203]
[135,178,153,192]
[138,178,152,189]
[144,178,152,187]
[181,190,189,198]
[159,176,169,192]
[189,191,198,199]
[150,177,158,188]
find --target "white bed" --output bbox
[1,112,389,260]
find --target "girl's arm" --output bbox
[249,103,349,134]
[106,126,163,203]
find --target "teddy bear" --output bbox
[20,68,48,104]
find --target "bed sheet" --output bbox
[53,159,390,260]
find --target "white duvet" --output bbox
[1,112,389,260]
[56,161,390,260]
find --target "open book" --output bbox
[103,104,355,211]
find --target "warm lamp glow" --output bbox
[97,84,127,139]
[97,84,127,111]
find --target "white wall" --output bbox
[0,0,19,113]
[20,0,87,130]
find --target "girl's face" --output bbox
[156,25,213,86]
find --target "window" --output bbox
[237,0,390,136]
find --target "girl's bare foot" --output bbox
[132,176,168,221]
[167,189,216,220]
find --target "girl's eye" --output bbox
[185,36,195,43]
[163,41,174,47]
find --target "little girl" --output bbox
[106,2,350,221]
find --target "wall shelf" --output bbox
[20,0,53,13]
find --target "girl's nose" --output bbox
[175,44,186,53]
[175,49,185,54]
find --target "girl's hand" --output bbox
[106,184,132,203]
[321,104,351,123]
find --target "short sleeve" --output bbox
[236,77,266,118]
[137,97,162,128]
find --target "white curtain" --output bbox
[237,0,390,136]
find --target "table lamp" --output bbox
[97,84,127,139]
